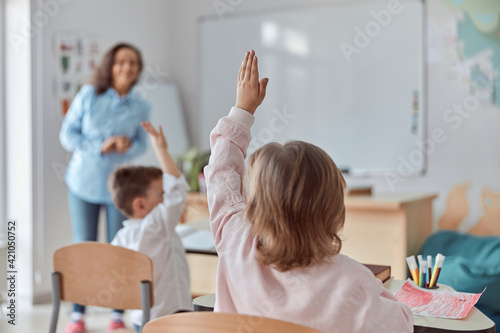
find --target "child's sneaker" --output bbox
[65,319,85,333]
[106,318,126,332]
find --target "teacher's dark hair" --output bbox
[91,43,144,95]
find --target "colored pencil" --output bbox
[422,260,427,288]
[418,255,423,287]
[406,256,419,285]
[429,253,443,287]
[434,255,446,287]
[427,255,432,284]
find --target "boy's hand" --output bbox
[141,121,181,178]
[141,121,168,151]
[235,50,269,115]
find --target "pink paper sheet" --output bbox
[394,280,483,319]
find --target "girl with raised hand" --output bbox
[204,50,413,333]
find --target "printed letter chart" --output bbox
[394,280,483,319]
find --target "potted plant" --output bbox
[176,148,211,223]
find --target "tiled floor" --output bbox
[0,300,134,333]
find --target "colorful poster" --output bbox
[435,0,500,109]
[54,32,100,115]
[394,280,483,319]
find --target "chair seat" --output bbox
[143,312,321,333]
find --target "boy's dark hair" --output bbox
[109,166,163,217]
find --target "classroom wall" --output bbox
[5,0,33,302]
[27,0,174,302]
[170,0,500,232]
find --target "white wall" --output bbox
[30,0,175,302]
[5,0,33,303]
[169,0,500,230]
[0,0,5,240]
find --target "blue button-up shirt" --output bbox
[59,85,150,203]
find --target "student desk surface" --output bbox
[192,280,496,333]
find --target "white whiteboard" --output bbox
[133,81,189,166]
[199,0,425,175]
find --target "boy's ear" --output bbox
[132,197,145,214]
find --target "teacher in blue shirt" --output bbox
[59,43,150,333]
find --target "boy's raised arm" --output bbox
[141,121,181,178]
[141,121,187,233]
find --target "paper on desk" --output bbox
[394,279,483,319]
[175,224,197,238]
[175,224,215,251]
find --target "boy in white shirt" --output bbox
[109,121,192,332]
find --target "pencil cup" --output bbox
[424,285,439,290]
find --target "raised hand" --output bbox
[141,121,180,177]
[235,50,269,115]
[141,121,168,151]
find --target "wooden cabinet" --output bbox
[340,193,437,279]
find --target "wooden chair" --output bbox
[49,242,154,333]
[142,312,322,333]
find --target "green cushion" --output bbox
[421,230,500,315]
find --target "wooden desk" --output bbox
[341,193,437,279]
[193,281,496,333]
[181,219,218,298]
[186,253,218,298]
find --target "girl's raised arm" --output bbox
[204,51,268,250]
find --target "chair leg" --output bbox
[140,280,152,333]
[49,272,61,333]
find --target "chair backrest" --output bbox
[142,312,322,333]
[53,242,154,309]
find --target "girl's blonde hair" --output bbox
[245,141,346,272]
